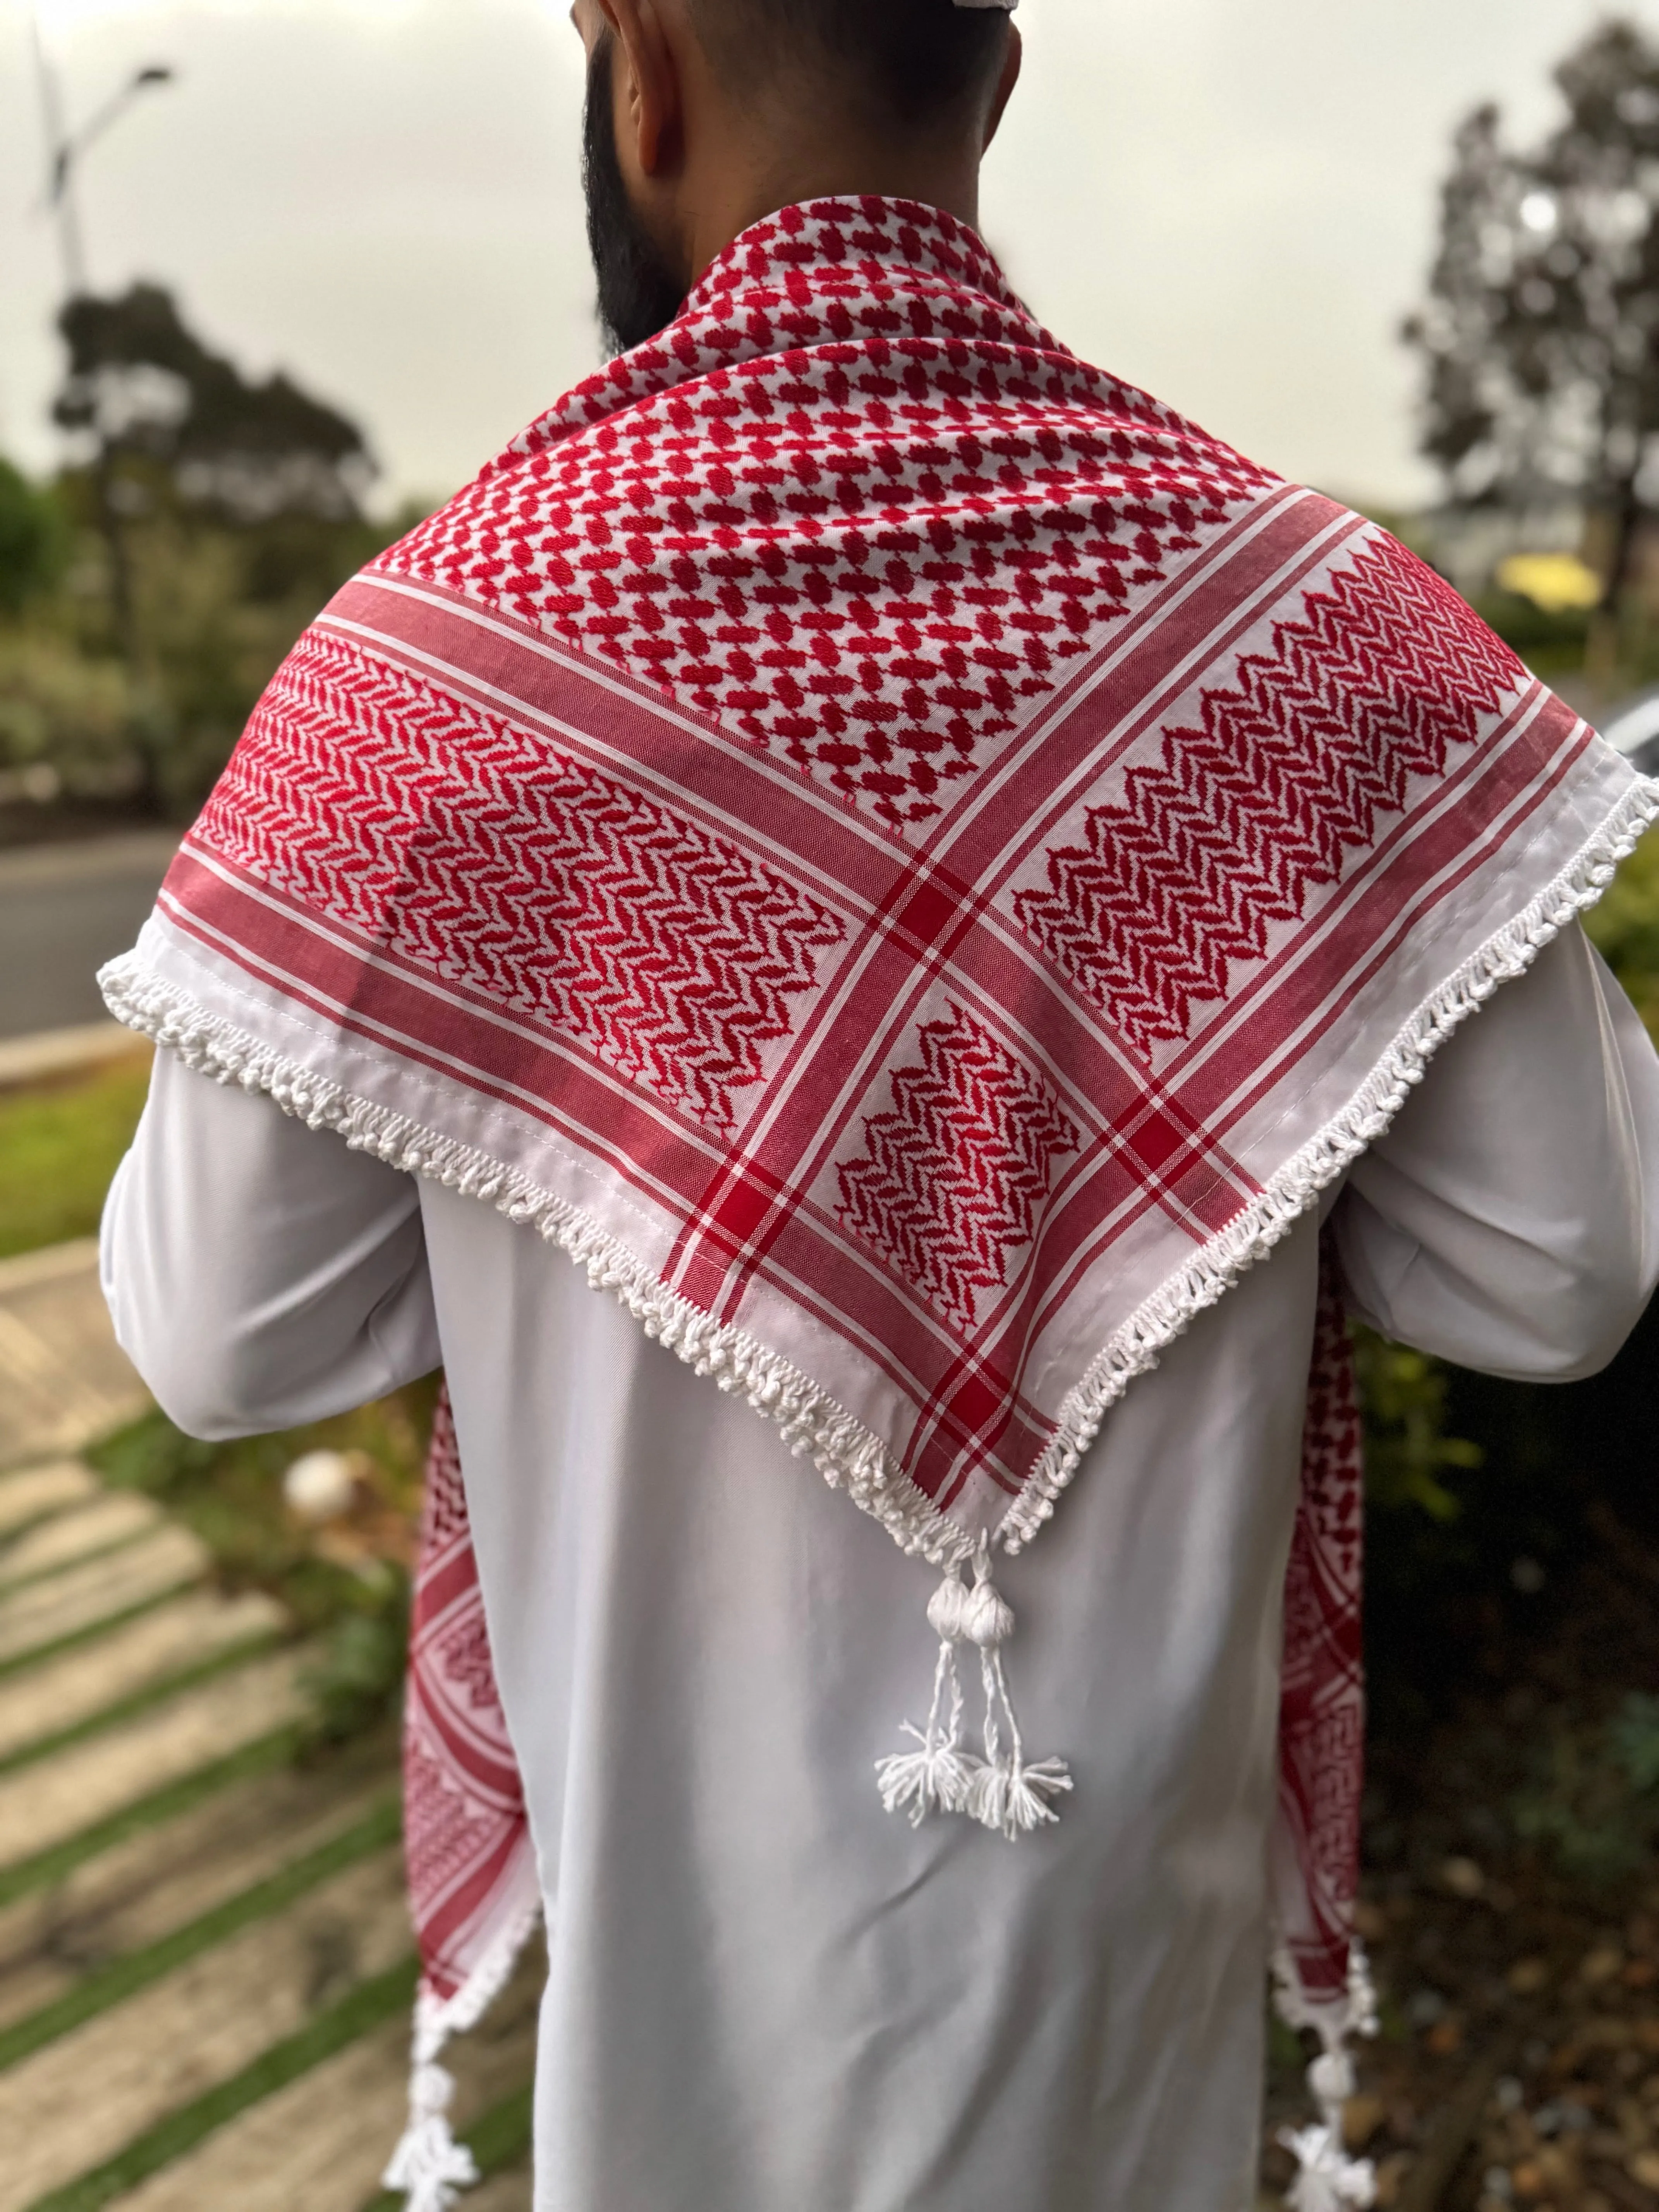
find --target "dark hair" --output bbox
[686,0,1009,131]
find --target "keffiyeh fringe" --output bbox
[97,769,1659,1605]
[380,1902,543,2212]
[1273,1944,1382,2212]
[1001,771,1659,1558]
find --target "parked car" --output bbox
[1600,686,1659,774]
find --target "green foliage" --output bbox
[1511,1692,1659,1881]
[0,458,67,616]
[29,484,419,819]
[0,1055,153,1259]
[1610,1690,1659,1791]
[1355,1327,1482,1523]
[89,1383,432,1624]
[1583,819,1659,1038]
[121,520,335,816]
[1405,19,1659,606]
[0,628,148,796]
[2,282,430,821]
[304,1603,410,1746]
[1471,589,1591,677]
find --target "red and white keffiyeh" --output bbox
[102,197,1653,2208]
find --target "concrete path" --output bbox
[0,1243,150,1468]
[0,1243,535,2208]
[0,1024,150,1092]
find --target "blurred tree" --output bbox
[33,282,409,816]
[54,282,374,531]
[0,630,144,799]
[1381,29,1659,1731]
[1404,20,1659,656]
[0,459,67,617]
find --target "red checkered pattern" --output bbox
[138,198,1618,2034]
[404,1390,534,2004]
[1275,1233,1368,2009]
[388,199,1271,829]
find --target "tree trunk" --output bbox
[1586,471,1644,700]
[91,445,169,817]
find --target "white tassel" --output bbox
[1344,1944,1379,2040]
[877,1544,1071,1838]
[876,1570,975,1821]
[1274,1944,1380,2212]
[383,1904,541,2212]
[380,2059,479,2211]
[1278,2119,1377,2212]
[967,1642,1072,1836]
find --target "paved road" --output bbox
[0,834,177,1041]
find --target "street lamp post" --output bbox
[27,14,179,696]
[29,11,177,302]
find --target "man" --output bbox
[100,3,1659,2208]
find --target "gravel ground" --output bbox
[1262,1547,1659,2211]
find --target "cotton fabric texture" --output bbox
[98,196,1656,2206]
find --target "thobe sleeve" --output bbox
[1331,921,1659,1381]
[101,1048,441,1439]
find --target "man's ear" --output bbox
[983,24,1022,152]
[599,0,683,177]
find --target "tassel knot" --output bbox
[878,1542,1070,1839]
[1308,2051,1354,2106]
[926,1569,970,1642]
[961,1554,1015,1648]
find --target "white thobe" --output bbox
[101,924,1659,2212]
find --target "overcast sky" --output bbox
[3,0,1656,512]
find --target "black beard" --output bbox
[582,35,687,358]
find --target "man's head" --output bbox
[574,0,1022,356]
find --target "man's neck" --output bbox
[679,136,984,286]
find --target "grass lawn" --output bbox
[0,1049,154,1260]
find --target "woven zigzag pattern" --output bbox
[1012,534,1528,1059]
[385,199,1273,829]
[836,1006,1080,1328]
[201,630,846,1134]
